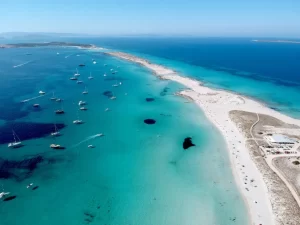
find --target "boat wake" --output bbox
[21,94,48,103]
[71,134,103,148]
[65,54,73,59]
[13,60,33,68]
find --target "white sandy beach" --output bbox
[108,51,300,225]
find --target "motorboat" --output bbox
[55,110,64,114]
[39,91,45,95]
[73,120,83,124]
[78,101,86,106]
[50,144,63,149]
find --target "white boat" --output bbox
[0,192,10,199]
[50,144,63,149]
[78,101,86,106]
[88,145,94,148]
[33,104,40,107]
[39,90,45,95]
[110,69,113,71]
[56,98,62,102]
[95,133,104,137]
[73,120,83,124]
[82,87,88,94]
[105,108,110,111]
[93,61,97,64]
[55,102,64,114]
[88,72,94,80]
[74,68,80,77]
[103,73,107,77]
[8,131,22,148]
[80,107,87,111]
[110,96,117,100]
[77,80,83,84]
[50,92,56,100]
[70,77,77,80]
[57,52,60,55]
[51,124,60,136]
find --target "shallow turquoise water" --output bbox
[0,47,248,224]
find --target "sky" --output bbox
[1,0,300,37]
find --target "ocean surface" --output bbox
[1,37,300,225]
[0,43,248,225]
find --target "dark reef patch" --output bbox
[160,113,172,117]
[144,119,156,125]
[183,137,195,150]
[160,87,170,96]
[0,155,44,180]
[3,196,17,201]
[0,122,66,144]
[146,98,155,102]
[103,91,113,98]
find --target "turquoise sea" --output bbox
[1,37,300,225]
[0,45,248,225]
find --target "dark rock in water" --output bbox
[103,91,113,98]
[0,122,65,144]
[3,196,16,201]
[146,98,155,102]
[0,155,44,180]
[183,137,195,150]
[144,119,156,125]
[32,186,39,190]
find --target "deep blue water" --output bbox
[76,37,300,117]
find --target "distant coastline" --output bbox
[252,39,300,44]
[0,41,97,49]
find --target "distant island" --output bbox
[252,39,300,44]
[0,41,96,49]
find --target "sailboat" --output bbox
[8,130,22,148]
[50,92,57,101]
[73,110,83,124]
[74,68,80,77]
[55,102,65,114]
[77,80,83,84]
[82,86,88,94]
[39,90,45,95]
[88,72,94,80]
[51,124,61,136]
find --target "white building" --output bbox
[266,134,295,145]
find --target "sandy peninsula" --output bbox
[107,51,300,225]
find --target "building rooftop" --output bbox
[269,134,295,144]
